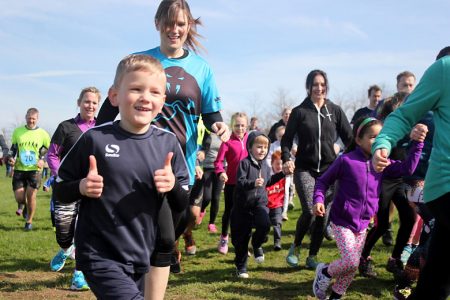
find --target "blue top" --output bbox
[135,47,222,184]
[313,142,423,232]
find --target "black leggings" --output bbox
[293,171,333,256]
[201,169,223,224]
[221,184,235,236]
[410,192,450,300]
[362,178,415,259]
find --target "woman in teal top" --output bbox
[372,47,450,300]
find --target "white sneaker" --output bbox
[313,263,331,300]
[254,247,265,264]
[236,270,249,278]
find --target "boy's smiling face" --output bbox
[251,140,268,161]
[109,70,166,134]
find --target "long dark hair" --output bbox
[305,69,329,96]
[344,117,382,153]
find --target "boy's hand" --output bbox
[80,155,103,198]
[219,172,228,183]
[255,177,264,187]
[313,203,325,217]
[154,152,175,193]
[211,122,230,142]
[410,124,428,142]
[8,157,15,166]
[372,148,390,173]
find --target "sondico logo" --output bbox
[105,144,120,157]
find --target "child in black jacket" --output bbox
[230,131,285,278]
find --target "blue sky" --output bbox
[1,0,449,135]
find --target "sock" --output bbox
[322,266,331,278]
[330,290,342,299]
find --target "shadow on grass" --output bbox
[0,257,76,273]
[0,272,70,292]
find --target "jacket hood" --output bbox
[246,130,270,161]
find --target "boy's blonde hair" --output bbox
[77,87,101,105]
[253,135,269,146]
[113,54,165,88]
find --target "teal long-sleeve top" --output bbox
[372,56,450,203]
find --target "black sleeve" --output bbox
[200,131,212,152]
[53,179,83,203]
[336,106,353,148]
[266,171,285,187]
[166,180,189,212]
[202,112,223,131]
[97,97,119,126]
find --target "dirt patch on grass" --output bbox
[0,271,95,299]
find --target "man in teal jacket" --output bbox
[372,47,450,300]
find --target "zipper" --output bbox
[316,105,322,172]
[361,160,370,231]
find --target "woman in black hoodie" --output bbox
[281,69,352,269]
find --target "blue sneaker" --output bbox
[286,244,299,267]
[71,270,90,291]
[313,263,331,300]
[50,245,74,272]
[306,255,319,269]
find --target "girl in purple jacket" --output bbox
[214,112,249,254]
[311,117,426,300]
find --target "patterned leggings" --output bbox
[327,223,367,295]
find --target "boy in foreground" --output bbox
[54,54,189,299]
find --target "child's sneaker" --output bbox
[324,224,334,241]
[207,223,217,233]
[288,200,295,210]
[359,256,377,278]
[183,232,197,255]
[70,270,90,291]
[312,263,331,300]
[254,247,265,264]
[218,235,228,255]
[170,248,182,274]
[196,211,206,225]
[386,257,404,275]
[24,222,32,231]
[393,285,412,300]
[274,240,282,251]
[15,208,23,216]
[400,244,416,266]
[50,245,74,272]
[306,255,319,269]
[286,244,299,267]
[236,269,249,279]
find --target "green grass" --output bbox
[0,164,401,299]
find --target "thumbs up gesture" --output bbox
[154,152,175,193]
[79,155,103,198]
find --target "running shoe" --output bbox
[324,224,335,241]
[15,208,23,216]
[207,223,217,233]
[306,255,319,270]
[286,244,299,267]
[50,245,74,272]
[393,285,412,300]
[359,256,377,278]
[24,222,32,231]
[183,232,197,255]
[170,248,182,274]
[218,235,228,255]
[312,263,331,300]
[254,247,265,264]
[70,270,90,291]
[274,240,282,251]
[236,269,249,279]
[400,244,416,266]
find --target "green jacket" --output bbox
[372,56,450,203]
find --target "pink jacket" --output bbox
[214,132,248,185]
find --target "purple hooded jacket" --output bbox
[313,141,423,233]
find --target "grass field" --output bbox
[0,164,401,299]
